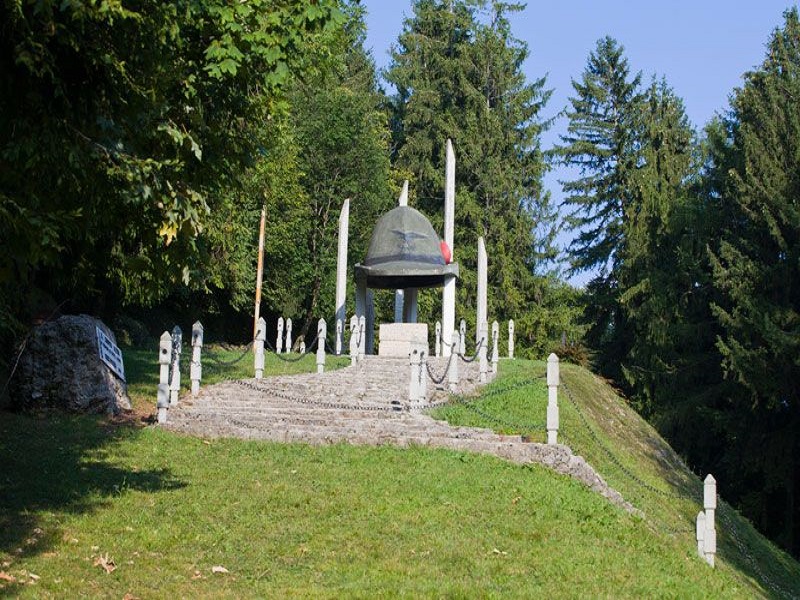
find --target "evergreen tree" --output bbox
[709,8,800,554]
[553,37,642,376]
[387,0,558,352]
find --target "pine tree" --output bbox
[553,37,642,376]
[386,0,558,352]
[709,8,800,554]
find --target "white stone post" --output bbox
[441,139,456,356]
[299,340,306,355]
[547,353,560,444]
[704,474,717,567]
[316,319,326,374]
[459,320,467,355]
[448,332,460,392]
[276,317,284,354]
[435,321,442,358]
[409,347,421,403]
[508,319,515,359]
[349,318,358,367]
[491,320,499,376]
[696,511,706,559]
[335,199,350,353]
[335,319,343,355]
[254,317,266,379]
[169,325,182,406]
[358,315,366,360]
[157,331,171,424]
[476,237,487,346]
[418,346,428,401]
[190,321,203,396]
[285,318,293,353]
[478,321,489,384]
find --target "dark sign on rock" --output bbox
[12,314,132,414]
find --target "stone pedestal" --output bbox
[378,323,429,357]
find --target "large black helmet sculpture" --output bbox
[354,206,459,289]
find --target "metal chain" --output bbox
[204,340,255,368]
[231,378,406,412]
[264,334,319,363]
[425,351,456,385]
[560,377,685,500]
[458,337,484,363]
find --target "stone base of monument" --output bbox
[378,323,428,357]
[11,314,132,415]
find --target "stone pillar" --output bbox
[335,199,350,354]
[299,340,306,355]
[403,288,418,323]
[448,331,460,392]
[366,290,375,355]
[394,290,404,323]
[491,320,499,376]
[276,317,284,354]
[696,511,706,559]
[190,321,203,396]
[169,325,182,406]
[478,321,489,384]
[358,315,366,360]
[418,346,427,401]
[547,353,560,444]
[703,475,717,567]
[459,320,467,355]
[157,331,171,424]
[254,317,266,379]
[435,321,442,358]
[316,318,326,374]
[349,317,358,367]
[285,318,293,353]
[476,237,487,345]
[409,347,421,403]
[442,139,456,356]
[508,319,515,359]
[335,319,343,355]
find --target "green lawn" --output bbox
[1,356,798,597]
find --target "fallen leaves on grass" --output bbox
[93,553,116,574]
[0,572,17,583]
[491,548,508,556]
[211,565,229,574]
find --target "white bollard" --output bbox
[478,321,489,383]
[254,317,266,379]
[157,331,172,424]
[435,321,442,358]
[547,353,560,444]
[349,319,358,367]
[276,317,284,354]
[299,340,306,355]
[335,319,343,355]
[169,325,182,406]
[704,474,717,567]
[459,319,467,355]
[316,318,326,374]
[358,316,366,360]
[696,511,706,559]
[448,332,460,392]
[418,347,427,401]
[190,321,203,396]
[286,318,293,353]
[409,348,421,403]
[508,319,515,359]
[491,320,499,376]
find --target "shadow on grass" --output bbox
[0,411,184,562]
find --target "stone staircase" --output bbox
[165,356,632,511]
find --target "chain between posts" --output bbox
[425,351,456,385]
[264,334,320,363]
[204,340,255,368]
[231,379,406,412]
[458,337,484,363]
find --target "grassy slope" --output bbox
[0,354,798,597]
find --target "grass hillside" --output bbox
[1,351,798,597]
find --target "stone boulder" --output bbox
[12,314,132,414]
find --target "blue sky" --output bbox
[361,0,797,284]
